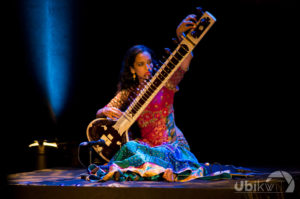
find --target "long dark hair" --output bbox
[117,45,158,91]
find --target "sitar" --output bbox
[86,9,216,162]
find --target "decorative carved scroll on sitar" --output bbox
[86,8,216,162]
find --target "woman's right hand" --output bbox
[96,106,123,120]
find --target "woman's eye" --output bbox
[137,62,144,66]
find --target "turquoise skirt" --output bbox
[87,141,250,182]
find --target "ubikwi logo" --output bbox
[234,171,295,193]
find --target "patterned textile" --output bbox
[88,67,249,182]
[88,141,206,182]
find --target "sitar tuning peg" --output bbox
[160,47,171,62]
[172,37,179,46]
[195,7,204,20]
[158,60,165,65]
[170,37,180,52]
[152,63,160,73]
[164,48,171,55]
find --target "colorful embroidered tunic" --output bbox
[88,67,218,182]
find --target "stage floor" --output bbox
[8,167,300,199]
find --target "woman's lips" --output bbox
[144,73,151,80]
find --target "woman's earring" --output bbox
[133,73,136,81]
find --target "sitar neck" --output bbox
[114,11,216,134]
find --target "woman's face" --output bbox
[130,51,153,83]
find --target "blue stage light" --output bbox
[23,0,71,117]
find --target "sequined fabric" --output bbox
[137,87,176,146]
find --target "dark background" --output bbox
[3,0,298,175]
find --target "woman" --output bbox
[88,14,252,182]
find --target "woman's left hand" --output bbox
[176,14,197,40]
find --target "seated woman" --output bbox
[87,14,253,182]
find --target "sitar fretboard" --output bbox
[114,11,216,134]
